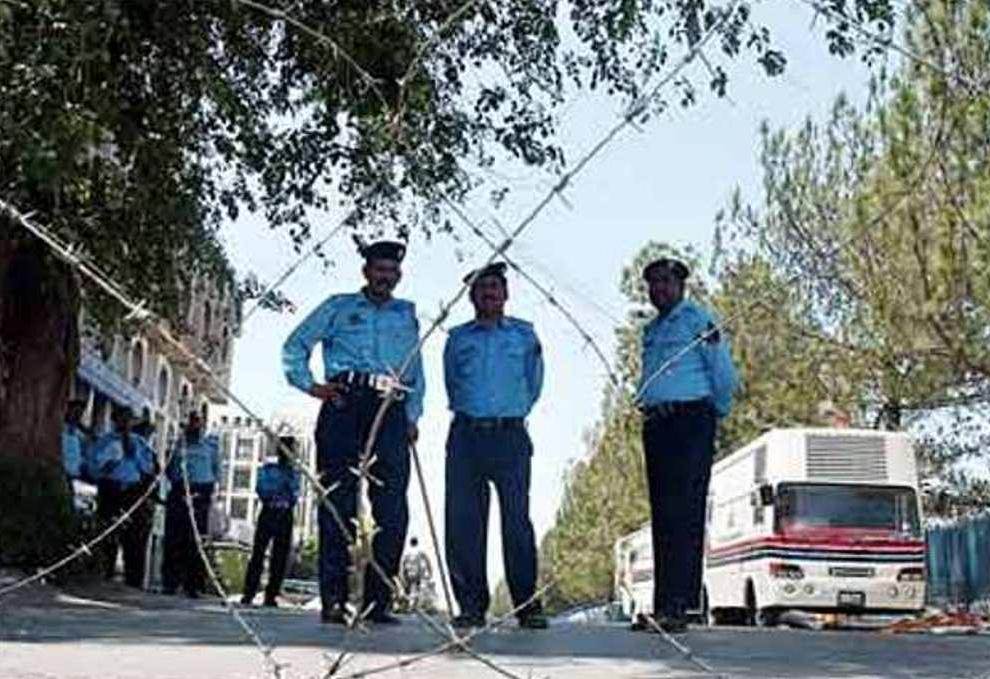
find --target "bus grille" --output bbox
[805,435,888,482]
[829,566,876,578]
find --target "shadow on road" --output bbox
[1,582,986,678]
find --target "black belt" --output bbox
[453,414,525,430]
[642,398,713,419]
[330,371,407,401]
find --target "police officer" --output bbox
[443,262,547,630]
[637,256,738,633]
[399,537,432,607]
[90,405,157,587]
[282,240,424,625]
[162,411,220,598]
[62,398,90,483]
[241,437,301,607]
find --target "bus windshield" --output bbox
[776,483,921,537]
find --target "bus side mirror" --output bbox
[759,483,775,506]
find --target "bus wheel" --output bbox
[746,583,778,627]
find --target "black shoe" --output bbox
[240,595,254,606]
[263,597,278,608]
[321,606,348,625]
[630,614,650,632]
[162,588,177,596]
[186,590,200,600]
[451,614,485,629]
[368,612,401,625]
[518,612,549,630]
[658,615,688,634]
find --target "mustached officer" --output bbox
[637,256,738,633]
[443,262,547,630]
[283,240,424,625]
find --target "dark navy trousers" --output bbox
[242,504,294,602]
[641,407,716,617]
[162,484,212,594]
[315,392,410,615]
[445,422,538,618]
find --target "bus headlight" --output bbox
[887,585,899,598]
[897,567,925,582]
[782,583,797,595]
[770,562,805,580]
[803,584,815,596]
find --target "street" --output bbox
[1,583,987,679]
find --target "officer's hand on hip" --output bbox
[407,423,419,445]
[309,383,344,404]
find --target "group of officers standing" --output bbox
[61,405,301,606]
[281,240,738,633]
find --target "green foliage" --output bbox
[214,547,249,594]
[541,0,990,611]
[0,0,902,323]
[290,536,319,580]
[0,457,78,567]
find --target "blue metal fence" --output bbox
[926,513,990,609]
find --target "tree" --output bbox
[719,0,990,511]
[0,0,901,563]
[542,0,990,607]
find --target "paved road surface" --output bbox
[1,582,987,679]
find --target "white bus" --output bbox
[706,427,925,625]
[613,524,653,620]
[615,428,926,626]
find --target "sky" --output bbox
[218,3,880,596]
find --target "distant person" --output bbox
[282,240,424,626]
[241,437,301,608]
[162,411,220,598]
[636,256,738,633]
[400,537,432,606]
[89,405,157,587]
[443,262,547,630]
[61,398,90,482]
[133,406,156,440]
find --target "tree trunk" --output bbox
[0,232,81,566]
[0,235,80,466]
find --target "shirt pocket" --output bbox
[332,316,369,357]
[501,339,528,380]
[453,342,480,377]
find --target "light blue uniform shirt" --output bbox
[443,317,544,418]
[282,292,426,423]
[62,424,86,479]
[639,299,739,417]
[256,463,300,507]
[90,432,156,486]
[167,435,221,486]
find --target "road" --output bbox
[0,582,987,679]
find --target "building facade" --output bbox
[210,409,317,549]
[69,272,239,590]
[72,271,239,448]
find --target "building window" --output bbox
[230,498,249,520]
[130,342,145,388]
[180,384,191,414]
[235,437,254,461]
[204,301,213,339]
[157,366,169,407]
[233,467,251,491]
[221,325,230,363]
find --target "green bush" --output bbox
[0,457,79,569]
[213,547,249,594]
